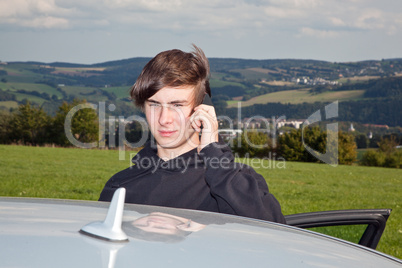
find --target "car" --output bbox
[0,188,401,267]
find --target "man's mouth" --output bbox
[158,130,177,137]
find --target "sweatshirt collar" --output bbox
[131,142,203,171]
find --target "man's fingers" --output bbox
[191,110,213,131]
[193,104,217,118]
[191,120,201,132]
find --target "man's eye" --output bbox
[173,104,183,108]
[149,103,160,107]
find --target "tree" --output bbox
[277,129,304,161]
[0,110,12,144]
[360,137,401,168]
[52,99,99,147]
[277,127,356,165]
[8,101,51,145]
[338,131,357,165]
[232,130,273,158]
[355,133,368,149]
[378,136,398,155]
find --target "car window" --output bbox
[307,225,368,244]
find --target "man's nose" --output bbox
[158,106,174,125]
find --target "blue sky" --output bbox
[0,0,401,64]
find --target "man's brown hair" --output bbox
[130,44,211,110]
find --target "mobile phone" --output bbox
[202,94,213,106]
[198,94,213,133]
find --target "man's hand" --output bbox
[190,104,219,152]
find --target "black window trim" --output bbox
[285,209,391,249]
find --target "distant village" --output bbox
[217,117,390,140]
[291,77,339,86]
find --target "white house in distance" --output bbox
[276,119,305,129]
[218,129,243,139]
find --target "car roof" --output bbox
[1,197,401,268]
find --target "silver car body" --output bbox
[1,196,401,268]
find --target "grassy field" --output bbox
[53,67,106,73]
[0,101,19,109]
[13,92,47,105]
[261,80,295,86]
[228,89,366,107]
[102,86,131,99]
[209,78,245,88]
[0,145,400,259]
[2,82,60,96]
[338,76,380,83]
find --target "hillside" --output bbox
[227,89,366,107]
[0,58,401,126]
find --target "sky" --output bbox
[0,0,401,64]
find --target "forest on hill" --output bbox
[0,57,401,127]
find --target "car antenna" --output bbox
[80,188,129,242]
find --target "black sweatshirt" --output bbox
[99,141,286,224]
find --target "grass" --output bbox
[62,86,111,102]
[4,82,63,97]
[227,89,366,107]
[209,78,245,88]
[0,101,19,109]
[261,80,295,86]
[102,86,131,99]
[256,160,401,258]
[231,68,274,80]
[0,145,135,200]
[0,144,400,259]
[338,76,380,83]
[63,86,98,95]
[13,92,47,105]
[53,67,106,73]
[1,66,40,82]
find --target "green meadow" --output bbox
[0,100,19,109]
[0,82,59,96]
[209,78,245,88]
[227,89,366,107]
[102,86,131,99]
[0,145,400,259]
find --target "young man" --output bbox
[99,45,285,223]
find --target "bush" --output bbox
[361,150,386,167]
[232,131,273,158]
[384,150,402,168]
[7,102,52,145]
[360,137,402,168]
[277,127,356,165]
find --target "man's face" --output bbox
[144,86,199,157]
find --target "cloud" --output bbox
[0,0,401,37]
[298,27,340,38]
[103,0,184,12]
[0,0,76,29]
[267,0,321,9]
[354,8,385,30]
[263,6,304,19]
[329,17,346,27]
[23,16,69,29]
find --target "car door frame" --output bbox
[284,209,391,249]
